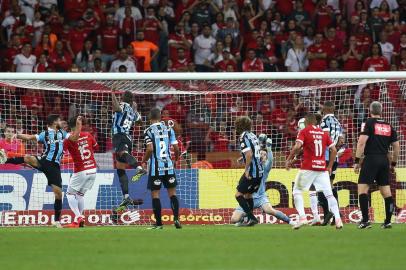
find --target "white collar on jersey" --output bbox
[150,122,161,126]
[322,113,335,120]
[47,127,55,131]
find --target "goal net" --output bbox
[0,73,405,226]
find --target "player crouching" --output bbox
[64,116,98,228]
[231,134,294,226]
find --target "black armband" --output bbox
[391,162,397,167]
[355,157,360,164]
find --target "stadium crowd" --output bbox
[1,0,406,168]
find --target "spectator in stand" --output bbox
[21,89,45,114]
[119,7,137,48]
[168,22,192,61]
[1,4,26,44]
[97,14,119,66]
[0,125,26,170]
[222,0,239,22]
[215,49,237,71]
[34,53,50,72]
[39,0,58,16]
[115,0,142,22]
[370,0,398,11]
[3,34,22,71]
[378,31,394,63]
[324,26,343,60]
[193,24,216,72]
[271,98,290,132]
[303,26,315,48]
[64,0,87,22]
[274,0,294,17]
[289,0,311,32]
[223,33,241,61]
[172,47,190,72]
[14,13,34,45]
[342,35,363,71]
[75,40,95,72]
[204,40,225,70]
[139,6,162,46]
[211,12,225,38]
[163,95,187,124]
[314,0,334,33]
[398,48,406,70]
[208,121,230,152]
[369,7,384,42]
[67,19,89,59]
[82,8,101,33]
[362,43,390,71]
[242,48,264,72]
[32,11,45,47]
[307,32,328,71]
[253,113,269,136]
[110,48,137,72]
[131,30,159,72]
[12,43,36,72]
[327,58,341,71]
[285,35,308,72]
[91,57,105,72]
[285,109,298,140]
[49,40,73,72]
[189,0,219,26]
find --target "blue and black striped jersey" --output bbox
[239,131,263,179]
[36,128,68,164]
[144,122,178,177]
[321,113,342,160]
[112,102,141,137]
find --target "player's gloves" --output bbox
[0,149,7,164]
[266,138,272,148]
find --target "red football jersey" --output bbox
[296,125,334,171]
[64,132,98,173]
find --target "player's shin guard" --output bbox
[273,210,291,224]
[359,193,369,222]
[317,192,329,215]
[152,198,162,226]
[325,193,340,220]
[122,152,138,169]
[54,198,62,222]
[309,191,319,218]
[6,157,24,164]
[236,195,256,220]
[293,192,305,217]
[384,196,394,224]
[117,169,129,197]
[170,195,179,221]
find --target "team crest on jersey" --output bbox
[169,177,175,183]
[154,179,161,185]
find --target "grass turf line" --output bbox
[1,225,405,270]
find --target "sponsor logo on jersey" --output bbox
[374,123,391,136]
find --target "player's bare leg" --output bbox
[358,184,372,229]
[149,190,163,229]
[379,185,394,229]
[261,203,294,225]
[167,187,181,229]
[230,210,246,225]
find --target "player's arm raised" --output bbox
[111,87,123,112]
[354,134,368,174]
[16,134,38,141]
[68,116,83,142]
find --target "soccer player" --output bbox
[63,116,98,228]
[318,101,344,226]
[231,134,293,226]
[234,116,264,226]
[141,108,181,229]
[1,114,80,227]
[111,88,146,211]
[286,114,343,230]
[354,101,399,229]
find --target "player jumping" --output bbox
[231,134,294,226]
[111,88,146,214]
[141,108,181,229]
[0,114,80,228]
[234,116,263,227]
[63,116,98,228]
[286,114,343,230]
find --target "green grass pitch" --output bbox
[1,224,405,270]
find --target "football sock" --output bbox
[66,193,80,218]
[309,191,319,219]
[152,198,162,226]
[332,188,340,208]
[122,152,138,169]
[317,192,329,215]
[359,193,369,222]
[384,196,394,224]
[77,194,84,214]
[170,195,179,221]
[54,198,62,222]
[324,192,340,220]
[273,210,291,224]
[293,192,305,218]
[236,195,256,220]
[247,197,254,211]
[117,169,129,196]
[6,157,24,164]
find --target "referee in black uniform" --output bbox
[354,101,400,229]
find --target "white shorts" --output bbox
[68,168,97,194]
[293,170,332,193]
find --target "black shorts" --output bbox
[359,155,390,186]
[237,174,262,194]
[147,174,177,191]
[36,157,62,188]
[112,133,132,162]
[329,161,339,181]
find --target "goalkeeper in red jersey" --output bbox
[63,116,98,228]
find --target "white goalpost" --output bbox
[0,72,405,226]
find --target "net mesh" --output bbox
[0,78,405,226]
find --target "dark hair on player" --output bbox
[315,113,322,125]
[47,114,60,126]
[149,107,161,121]
[304,113,317,126]
[235,116,252,134]
[323,101,335,113]
[122,91,133,104]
